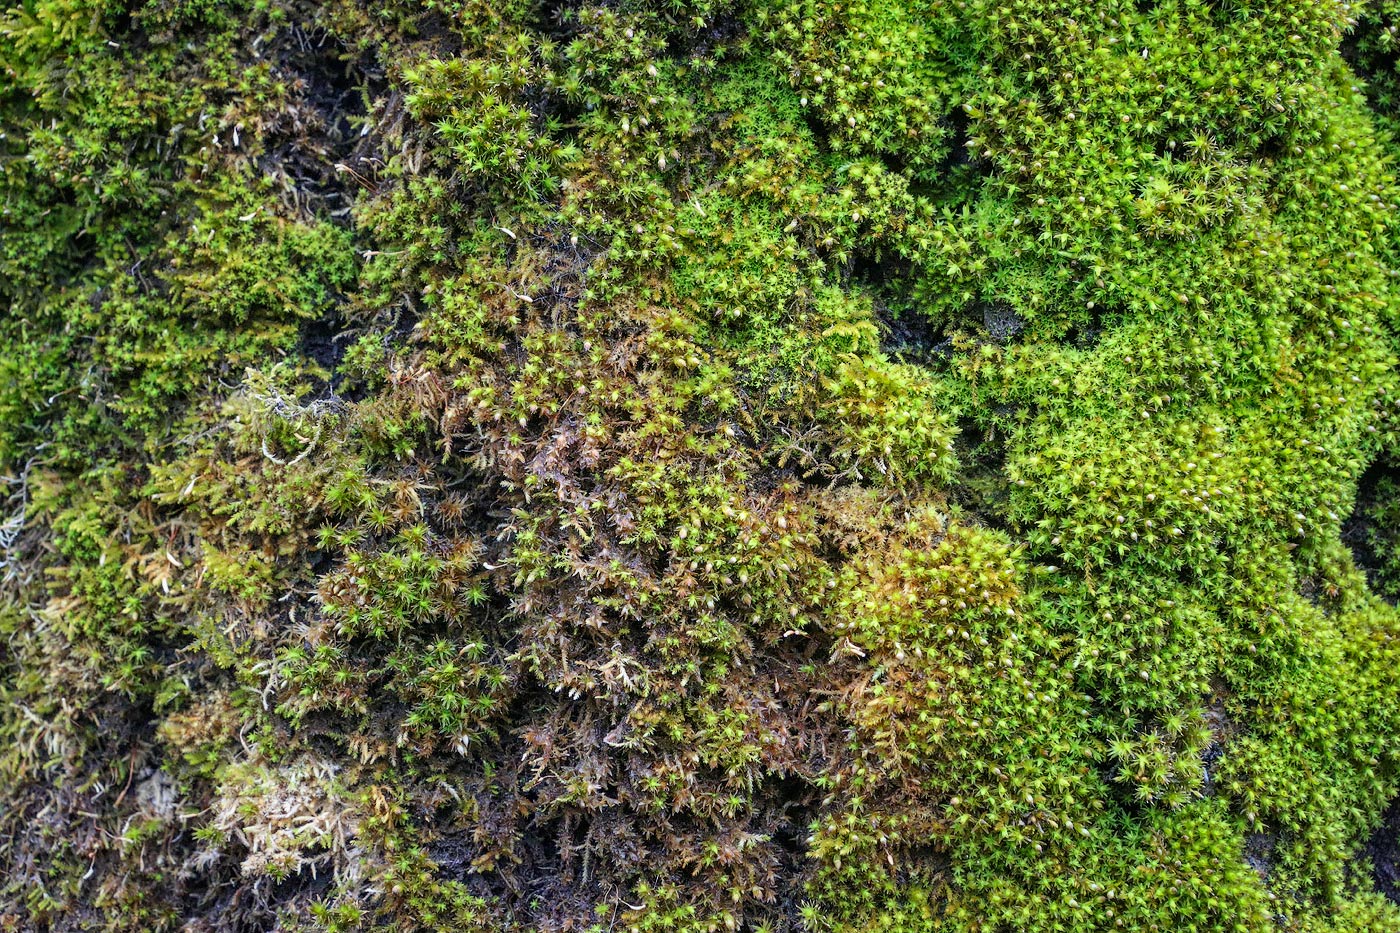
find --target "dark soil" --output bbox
[1342,456,1400,604]
[1370,798,1400,904]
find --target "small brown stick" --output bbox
[112,747,140,809]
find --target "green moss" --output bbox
[5,0,1400,930]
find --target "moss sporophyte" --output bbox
[4,0,1400,931]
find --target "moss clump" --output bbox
[5,0,1400,931]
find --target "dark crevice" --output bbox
[1245,832,1276,882]
[939,106,973,173]
[253,26,390,224]
[1370,797,1400,905]
[408,8,463,56]
[663,9,746,63]
[765,777,823,933]
[951,417,1013,532]
[1342,455,1400,604]
[535,0,583,42]
[799,107,835,159]
[982,301,1025,343]
[921,106,995,204]
[264,29,399,394]
[1340,14,1382,88]
[916,106,995,205]
[880,306,952,369]
[851,251,945,355]
[299,311,348,382]
[1064,302,1110,351]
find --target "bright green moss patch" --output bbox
[5,0,1400,931]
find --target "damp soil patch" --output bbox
[1369,797,1400,905]
[1342,455,1400,604]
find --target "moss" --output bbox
[5,0,1400,930]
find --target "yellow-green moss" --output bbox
[5,0,1400,931]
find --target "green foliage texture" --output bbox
[5,0,1400,931]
